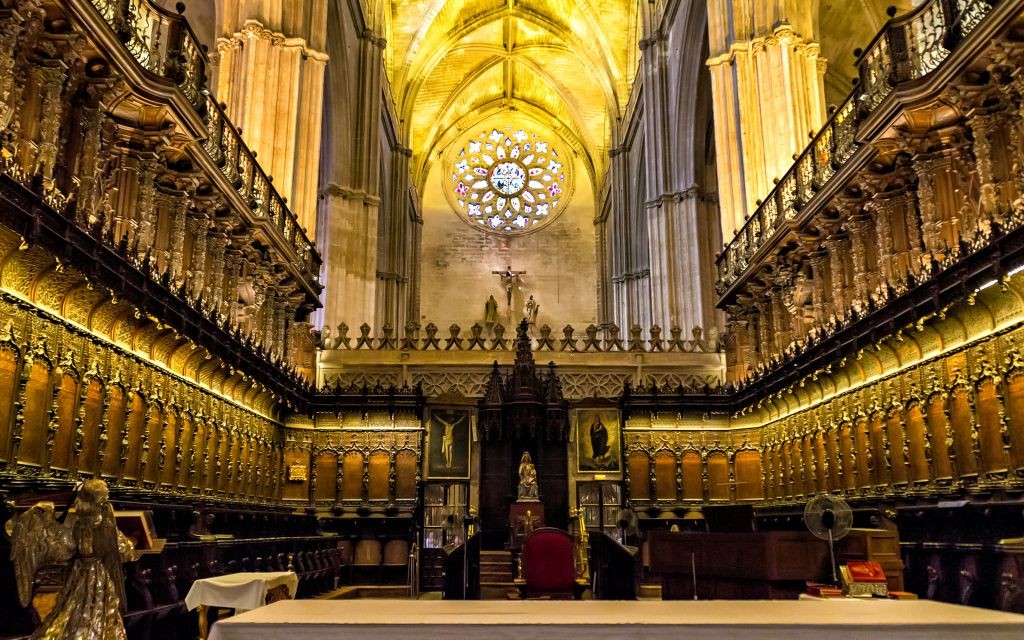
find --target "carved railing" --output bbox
[82,0,319,276]
[0,0,321,385]
[715,0,997,294]
[317,322,723,353]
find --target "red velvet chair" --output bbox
[518,528,580,599]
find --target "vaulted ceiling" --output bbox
[382,0,643,190]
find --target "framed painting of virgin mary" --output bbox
[576,408,621,473]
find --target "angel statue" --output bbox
[9,479,139,640]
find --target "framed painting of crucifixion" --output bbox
[426,407,474,479]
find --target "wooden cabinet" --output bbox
[648,531,830,599]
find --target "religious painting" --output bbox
[426,407,473,479]
[576,409,621,473]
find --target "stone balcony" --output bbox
[317,321,726,399]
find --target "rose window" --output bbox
[447,127,572,235]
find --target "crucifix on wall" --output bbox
[492,265,526,317]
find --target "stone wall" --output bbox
[419,134,598,331]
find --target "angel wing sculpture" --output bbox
[9,479,138,640]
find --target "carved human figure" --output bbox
[518,451,539,500]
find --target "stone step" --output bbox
[481,572,514,582]
[319,585,412,600]
[480,581,519,600]
[638,584,663,600]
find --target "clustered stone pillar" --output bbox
[320,28,386,331]
[215,19,327,238]
[706,0,827,238]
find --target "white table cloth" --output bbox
[208,598,1024,640]
[185,571,299,613]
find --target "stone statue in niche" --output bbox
[517,451,539,501]
[485,295,499,325]
[525,295,539,326]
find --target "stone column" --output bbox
[321,29,386,330]
[637,24,721,336]
[375,146,416,332]
[216,20,327,237]
[706,0,826,238]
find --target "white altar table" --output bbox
[207,598,1024,640]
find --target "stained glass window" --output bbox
[447,127,572,235]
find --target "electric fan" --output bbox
[440,507,465,550]
[616,508,639,544]
[803,493,853,584]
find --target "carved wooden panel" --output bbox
[904,402,930,483]
[79,378,104,475]
[102,386,127,478]
[0,347,19,463]
[948,388,978,478]
[20,361,54,467]
[395,450,418,500]
[144,404,164,485]
[801,435,816,495]
[782,442,794,496]
[926,394,954,480]
[771,445,783,498]
[205,427,221,493]
[315,451,337,502]
[825,429,841,490]
[235,436,249,496]
[1003,372,1024,471]
[50,373,80,473]
[218,429,232,493]
[627,452,650,500]
[159,410,179,487]
[872,411,888,487]
[176,415,194,488]
[975,380,1008,475]
[734,449,763,500]
[341,451,364,501]
[367,451,390,501]
[227,431,241,494]
[681,451,702,501]
[886,412,908,485]
[283,448,309,501]
[707,452,729,500]
[839,423,856,490]
[655,451,677,501]
[1007,374,1024,473]
[813,433,828,492]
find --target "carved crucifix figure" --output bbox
[492,265,526,310]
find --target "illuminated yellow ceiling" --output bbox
[383,0,642,191]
